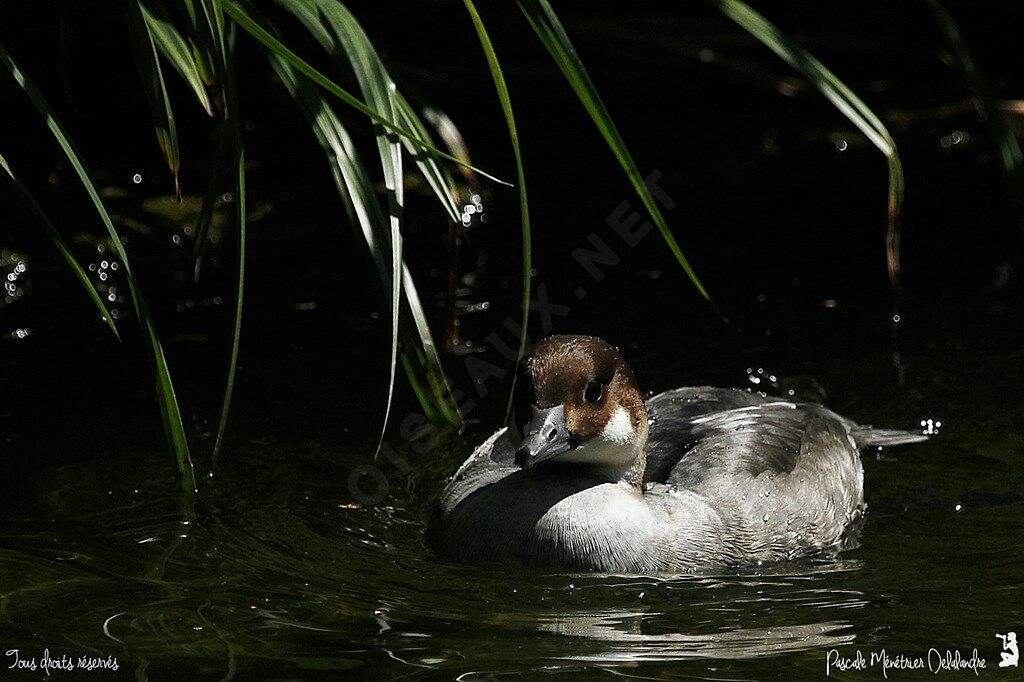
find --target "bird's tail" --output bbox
[852,427,928,448]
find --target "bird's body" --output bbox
[429,337,925,572]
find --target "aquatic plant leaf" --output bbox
[129,1,182,198]
[137,0,214,115]
[222,0,509,187]
[710,0,905,311]
[463,0,532,421]
[182,0,220,88]
[0,153,120,340]
[926,0,1022,179]
[277,0,461,428]
[191,119,231,280]
[394,94,461,224]
[517,0,710,303]
[278,0,407,452]
[0,42,197,494]
[265,42,461,427]
[283,0,462,224]
[211,22,247,468]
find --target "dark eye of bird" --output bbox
[584,380,603,404]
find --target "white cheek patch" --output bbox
[558,406,639,466]
[600,406,636,445]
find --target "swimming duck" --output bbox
[429,335,926,572]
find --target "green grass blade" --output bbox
[517,0,710,303]
[210,19,246,469]
[463,0,531,422]
[380,92,404,457]
[182,0,220,87]
[280,0,416,450]
[282,0,461,223]
[710,0,905,310]
[394,93,461,223]
[222,0,509,187]
[926,0,1022,178]
[382,213,402,457]
[0,153,120,340]
[399,265,460,424]
[266,44,461,426]
[192,118,231,280]
[129,1,182,198]
[0,42,197,494]
[278,0,461,429]
[210,146,243,466]
[137,0,215,115]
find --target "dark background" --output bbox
[1,3,1023,679]
[1,0,1022,474]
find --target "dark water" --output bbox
[2,1,1024,679]
[2,302,1022,679]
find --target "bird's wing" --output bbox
[644,388,858,488]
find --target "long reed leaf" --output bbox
[463,0,532,422]
[0,42,197,494]
[710,0,905,312]
[282,0,461,223]
[192,119,231,280]
[221,0,510,187]
[394,93,461,224]
[926,0,1022,179]
[129,0,182,197]
[517,0,710,303]
[279,0,407,453]
[0,153,119,340]
[266,47,458,428]
[182,0,220,87]
[265,46,461,426]
[211,20,246,468]
[277,0,461,429]
[137,0,214,115]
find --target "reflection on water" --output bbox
[538,613,855,661]
[1,326,1022,680]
